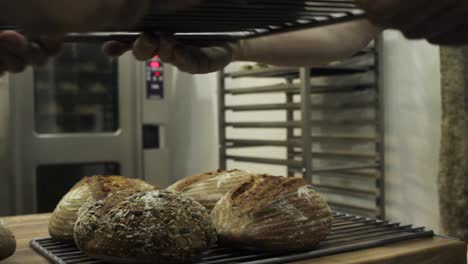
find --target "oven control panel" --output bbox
[146,55,164,99]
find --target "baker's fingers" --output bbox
[26,42,49,66]
[157,36,178,63]
[133,34,160,61]
[171,45,206,74]
[0,31,28,54]
[33,35,63,56]
[158,38,234,74]
[102,41,133,57]
[0,31,29,73]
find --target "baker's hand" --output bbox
[2,0,200,33]
[103,34,237,74]
[0,31,62,75]
[356,0,468,45]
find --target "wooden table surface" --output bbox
[1,214,466,264]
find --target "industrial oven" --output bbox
[0,1,466,264]
[2,43,171,215]
[0,0,368,216]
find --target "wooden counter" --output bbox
[1,214,466,264]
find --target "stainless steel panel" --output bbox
[9,52,141,214]
[218,71,227,170]
[138,60,170,186]
[375,36,386,219]
[143,150,170,188]
[225,155,303,168]
[34,44,119,134]
[300,68,313,183]
[0,76,12,216]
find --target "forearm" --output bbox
[234,19,381,67]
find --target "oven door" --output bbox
[9,43,143,214]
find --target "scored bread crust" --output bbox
[74,190,218,264]
[0,221,16,262]
[167,169,256,211]
[211,175,333,252]
[49,176,157,241]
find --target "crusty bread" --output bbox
[49,176,157,241]
[211,175,333,252]
[0,221,16,261]
[74,190,217,264]
[167,169,256,211]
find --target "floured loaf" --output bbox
[211,175,333,252]
[74,190,217,264]
[49,175,157,241]
[167,169,256,211]
[0,221,16,261]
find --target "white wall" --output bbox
[165,67,220,183]
[166,63,289,183]
[381,31,442,232]
[224,63,288,176]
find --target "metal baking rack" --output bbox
[218,44,385,219]
[133,0,365,37]
[1,0,365,42]
[30,212,433,264]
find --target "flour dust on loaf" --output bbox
[74,190,217,264]
[167,169,256,211]
[211,175,333,252]
[49,175,157,241]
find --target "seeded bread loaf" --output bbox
[0,221,16,261]
[74,190,217,264]
[49,176,157,241]
[211,175,333,252]
[167,169,256,211]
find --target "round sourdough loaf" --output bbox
[167,169,256,211]
[211,175,333,252]
[49,176,157,241]
[74,190,217,264]
[0,221,16,261]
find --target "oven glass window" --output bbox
[36,162,120,213]
[34,43,119,134]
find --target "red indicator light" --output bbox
[150,61,161,68]
[154,71,161,77]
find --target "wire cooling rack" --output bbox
[30,212,434,264]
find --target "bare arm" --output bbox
[110,19,381,74]
[235,19,381,67]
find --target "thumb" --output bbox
[102,41,133,57]
[133,34,160,61]
[168,43,235,74]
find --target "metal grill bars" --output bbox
[30,212,434,264]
